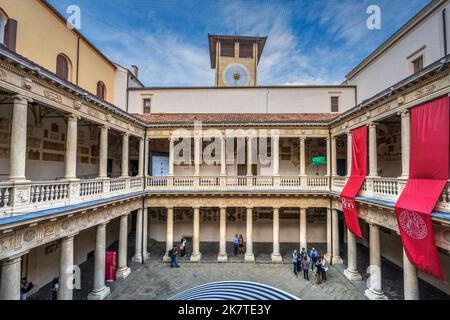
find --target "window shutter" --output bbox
[4,19,17,52]
[56,55,69,80]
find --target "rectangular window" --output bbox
[239,41,253,58]
[412,56,424,74]
[331,96,339,113]
[143,98,151,114]
[220,41,235,57]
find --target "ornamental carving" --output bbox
[22,77,33,90]
[73,101,82,110]
[44,90,63,103]
[0,235,13,251]
[43,224,56,238]
[0,69,6,80]
[23,229,36,242]
[415,84,436,99]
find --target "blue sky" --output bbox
[48,0,431,87]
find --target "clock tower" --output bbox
[208,34,267,87]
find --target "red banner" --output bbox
[394,96,449,280]
[340,126,367,238]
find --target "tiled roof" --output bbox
[137,113,339,125]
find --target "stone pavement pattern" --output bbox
[107,262,366,300]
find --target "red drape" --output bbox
[394,95,449,280]
[340,126,367,238]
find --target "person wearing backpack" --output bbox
[168,245,180,268]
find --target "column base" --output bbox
[365,288,388,300]
[116,267,131,280]
[87,286,110,300]
[217,254,228,262]
[190,253,202,262]
[332,256,343,265]
[244,253,255,262]
[344,268,363,281]
[324,253,332,262]
[271,253,283,263]
[131,253,148,264]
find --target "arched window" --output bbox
[51,123,59,133]
[56,54,72,81]
[96,81,106,100]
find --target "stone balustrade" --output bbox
[0,177,144,217]
[2,175,450,218]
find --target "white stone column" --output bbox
[299,137,306,176]
[220,136,226,176]
[190,207,202,262]
[121,133,129,177]
[88,222,110,300]
[132,209,145,263]
[0,255,23,300]
[368,123,378,177]
[299,208,307,250]
[98,126,108,178]
[9,95,30,182]
[272,137,280,176]
[346,131,352,177]
[116,214,131,279]
[142,208,149,261]
[218,207,228,262]
[365,223,388,300]
[245,207,255,262]
[144,138,150,176]
[58,235,75,300]
[400,110,411,179]
[271,207,282,262]
[65,115,78,180]
[324,208,332,261]
[344,228,362,281]
[331,137,337,176]
[168,137,174,176]
[326,137,331,176]
[332,209,343,264]
[138,138,144,177]
[194,137,201,176]
[163,206,174,261]
[246,137,253,176]
[403,248,419,300]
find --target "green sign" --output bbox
[312,157,327,166]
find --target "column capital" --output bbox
[1,251,29,264]
[66,114,80,121]
[219,206,227,210]
[346,130,352,136]
[121,132,130,138]
[299,136,306,141]
[368,122,378,128]
[61,233,78,241]
[400,109,411,118]
[272,136,280,142]
[192,206,201,210]
[272,206,280,210]
[166,205,174,210]
[13,94,33,104]
[100,125,109,131]
[246,206,254,210]
[98,221,108,227]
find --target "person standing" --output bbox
[179,237,186,258]
[169,245,180,268]
[315,257,322,285]
[20,278,29,300]
[309,246,318,271]
[233,234,239,256]
[296,249,302,275]
[292,249,298,277]
[51,278,59,300]
[300,247,307,259]
[321,256,328,282]
[238,234,244,254]
[302,256,309,281]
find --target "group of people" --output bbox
[292,246,328,284]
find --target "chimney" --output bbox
[131,65,139,79]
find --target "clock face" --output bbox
[223,64,249,87]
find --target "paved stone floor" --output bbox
[30,237,449,300]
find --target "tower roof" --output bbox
[208,34,267,69]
